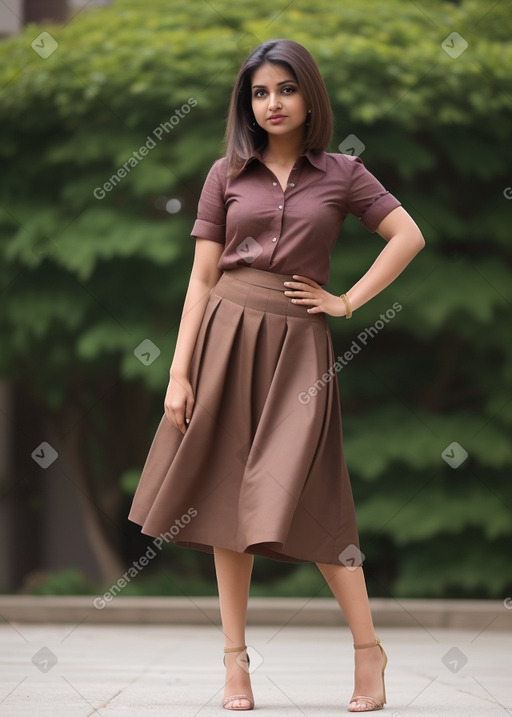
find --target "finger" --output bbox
[171,407,187,435]
[283,281,302,290]
[185,397,194,426]
[291,295,321,304]
[284,277,311,289]
[286,287,316,298]
[292,274,319,288]
[285,290,308,298]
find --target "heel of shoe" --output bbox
[380,643,387,704]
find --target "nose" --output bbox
[268,92,282,111]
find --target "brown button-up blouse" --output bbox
[190,149,401,286]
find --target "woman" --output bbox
[129,38,424,712]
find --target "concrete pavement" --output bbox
[0,623,510,716]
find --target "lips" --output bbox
[268,115,286,120]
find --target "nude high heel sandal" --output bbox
[348,637,387,712]
[222,645,254,710]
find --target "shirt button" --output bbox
[278,205,283,210]
[289,182,295,187]
[272,237,277,242]
[272,181,277,186]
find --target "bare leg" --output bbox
[316,563,385,711]
[214,546,254,709]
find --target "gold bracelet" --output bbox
[340,293,352,319]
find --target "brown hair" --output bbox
[224,39,333,177]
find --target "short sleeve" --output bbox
[347,156,402,232]
[190,158,227,244]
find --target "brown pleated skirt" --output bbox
[128,266,359,565]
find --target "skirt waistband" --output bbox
[213,267,326,322]
[221,266,296,291]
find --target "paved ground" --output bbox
[0,624,510,716]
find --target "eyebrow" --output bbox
[252,79,297,88]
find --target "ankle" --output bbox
[223,647,250,671]
[353,636,380,649]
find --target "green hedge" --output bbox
[1,0,511,597]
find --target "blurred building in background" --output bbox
[0,0,111,36]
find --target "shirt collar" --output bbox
[240,148,327,173]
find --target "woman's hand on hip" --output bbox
[164,374,195,434]
[283,275,346,317]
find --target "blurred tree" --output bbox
[0,0,510,595]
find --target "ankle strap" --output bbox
[353,637,381,649]
[224,644,247,653]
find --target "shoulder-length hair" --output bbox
[224,39,333,178]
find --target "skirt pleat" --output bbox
[128,266,359,565]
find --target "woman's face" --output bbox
[250,62,308,139]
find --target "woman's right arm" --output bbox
[164,238,224,433]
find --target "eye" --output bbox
[253,90,266,98]
[282,86,296,94]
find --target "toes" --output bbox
[224,695,252,710]
[348,699,370,712]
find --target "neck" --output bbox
[263,131,306,165]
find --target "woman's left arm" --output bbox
[284,207,425,317]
